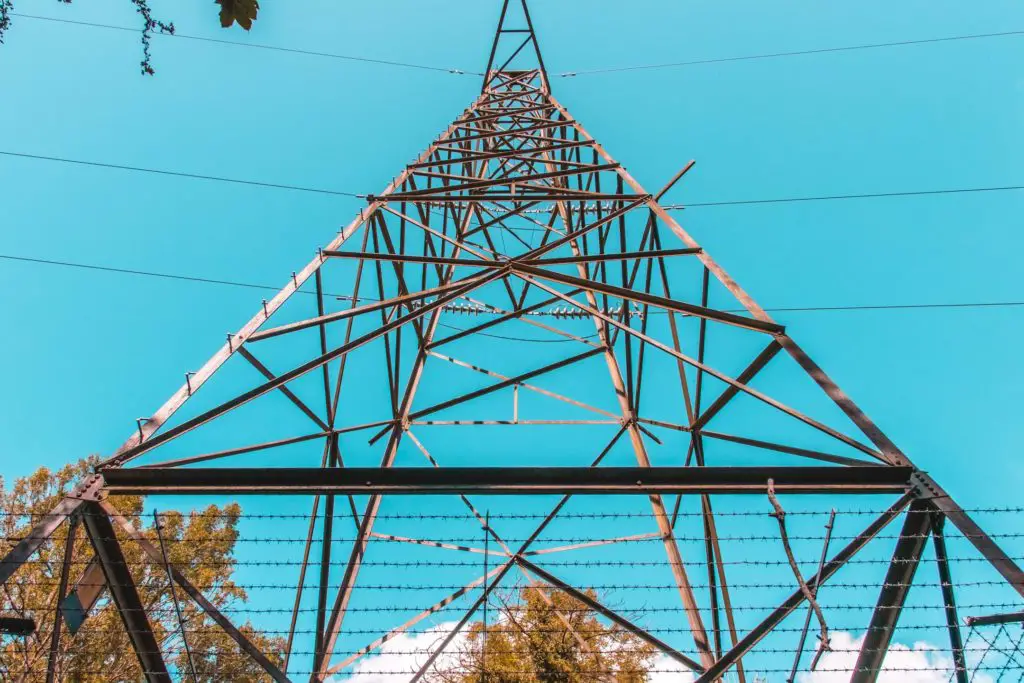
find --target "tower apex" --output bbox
[482,0,549,93]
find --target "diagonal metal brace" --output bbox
[98,500,292,683]
[81,501,171,683]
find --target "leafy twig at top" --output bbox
[130,0,174,75]
[216,0,259,31]
[0,0,14,45]
[1,1,260,73]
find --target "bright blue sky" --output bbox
[1,0,1023,678]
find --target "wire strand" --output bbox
[2,253,1021,316]
[0,151,363,197]
[10,13,480,75]
[3,150,1023,208]
[556,30,1024,76]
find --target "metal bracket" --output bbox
[65,473,105,502]
[908,469,942,500]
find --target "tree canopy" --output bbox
[0,458,283,681]
[426,586,656,682]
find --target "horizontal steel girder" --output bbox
[100,466,913,496]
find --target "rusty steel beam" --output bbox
[966,612,1024,627]
[512,262,783,333]
[691,340,783,430]
[0,496,84,586]
[407,348,604,420]
[81,503,171,683]
[0,617,36,636]
[101,466,913,495]
[852,499,935,683]
[932,513,969,683]
[911,471,1024,598]
[45,514,78,683]
[522,246,701,265]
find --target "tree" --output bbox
[426,586,656,682]
[0,0,260,74]
[0,458,284,682]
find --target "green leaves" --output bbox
[431,587,656,681]
[0,459,283,681]
[216,0,259,31]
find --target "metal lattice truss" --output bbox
[3,2,1022,682]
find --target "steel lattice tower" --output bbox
[3,2,1022,682]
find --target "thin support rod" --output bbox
[82,503,170,683]
[154,510,197,682]
[851,499,934,683]
[44,514,78,683]
[100,502,290,683]
[695,494,913,683]
[788,509,837,682]
[932,513,969,683]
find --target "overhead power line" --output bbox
[664,185,1024,208]
[0,151,363,198]
[557,29,1024,77]
[11,13,479,75]
[3,150,1022,208]
[2,254,1022,316]
[16,13,1021,80]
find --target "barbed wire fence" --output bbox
[3,505,1024,680]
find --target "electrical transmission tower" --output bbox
[3,2,1022,682]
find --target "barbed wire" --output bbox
[9,602,1024,615]
[0,646,1010,656]
[10,556,1024,570]
[5,578,1020,592]
[15,531,1024,546]
[5,507,1024,519]
[5,623,995,637]
[1,667,1019,676]
[0,623,983,637]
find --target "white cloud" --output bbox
[331,622,467,683]
[796,631,990,683]
[335,628,988,683]
[647,653,697,683]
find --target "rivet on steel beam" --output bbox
[185,372,196,396]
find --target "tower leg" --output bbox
[851,499,934,683]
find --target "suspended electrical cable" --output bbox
[0,151,363,197]
[556,29,1024,77]
[15,13,1020,80]
[10,13,479,75]
[665,185,1024,208]
[3,150,1022,208]
[2,254,1022,316]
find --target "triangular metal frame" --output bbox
[2,2,1021,682]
